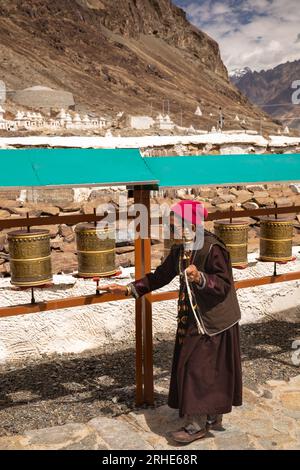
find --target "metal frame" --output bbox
[0,194,300,405]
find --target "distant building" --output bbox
[0,104,4,121]
[0,81,6,104]
[128,115,155,130]
[155,114,175,131]
[12,86,75,111]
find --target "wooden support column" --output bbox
[143,194,154,405]
[134,213,144,406]
[133,187,154,406]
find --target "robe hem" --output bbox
[168,402,243,418]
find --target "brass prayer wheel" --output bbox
[214,220,249,267]
[75,223,116,277]
[8,230,52,287]
[259,217,293,262]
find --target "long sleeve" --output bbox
[194,244,232,306]
[130,245,180,298]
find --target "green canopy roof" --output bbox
[0,149,300,189]
[0,148,158,188]
[144,154,300,187]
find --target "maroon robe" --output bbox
[132,242,243,417]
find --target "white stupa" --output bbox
[284,126,290,134]
[15,110,23,121]
[105,129,113,138]
[73,113,82,129]
[57,108,67,125]
[234,114,240,122]
[73,113,81,123]
[211,126,217,132]
[64,113,73,128]
[189,125,195,132]
[82,114,90,125]
[195,106,202,117]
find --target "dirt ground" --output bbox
[0,313,299,437]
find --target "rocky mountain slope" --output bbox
[232,60,300,130]
[0,0,276,130]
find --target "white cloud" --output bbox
[177,0,300,71]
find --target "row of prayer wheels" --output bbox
[6,217,295,287]
[215,217,294,267]
[7,224,117,287]
[163,216,294,268]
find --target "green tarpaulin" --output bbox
[0,149,299,188]
[143,154,300,187]
[0,148,158,188]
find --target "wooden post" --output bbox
[134,234,144,406]
[142,193,154,405]
[133,187,154,406]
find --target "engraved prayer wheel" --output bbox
[8,230,52,287]
[214,220,249,267]
[259,217,293,262]
[75,223,116,277]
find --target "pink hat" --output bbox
[171,200,208,225]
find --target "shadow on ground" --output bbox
[0,310,299,435]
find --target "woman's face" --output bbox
[169,214,196,242]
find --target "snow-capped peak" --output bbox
[229,67,252,80]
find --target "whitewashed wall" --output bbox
[0,249,299,364]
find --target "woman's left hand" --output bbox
[185,264,201,283]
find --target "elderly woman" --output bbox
[101,200,242,444]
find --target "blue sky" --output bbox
[174,0,300,72]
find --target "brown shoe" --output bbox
[206,414,225,431]
[170,427,207,444]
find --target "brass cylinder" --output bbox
[8,230,52,287]
[214,220,249,267]
[75,223,116,277]
[259,217,293,262]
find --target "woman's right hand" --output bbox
[99,284,128,295]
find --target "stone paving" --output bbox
[0,375,299,450]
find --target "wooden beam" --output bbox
[2,271,299,319]
[1,205,299,230]
[150,270,300,301]
[151,290,179,303]
[206,205,300,222]
[0,212,138,230]
[234,271,300,289]
[0,292,129,318]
